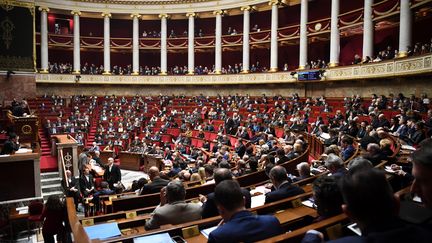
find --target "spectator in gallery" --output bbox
[283,63,289,71]
[353,54,362,64]
[169,29,176,38]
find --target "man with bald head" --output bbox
[200,168,251,218]
[140,166,169,195]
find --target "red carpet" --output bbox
[40,155,58,172]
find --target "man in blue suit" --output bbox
[265,165,305,204]
[208,180,283,243]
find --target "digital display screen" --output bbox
[298,71,321,81]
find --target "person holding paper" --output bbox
[0,133,19,155]
[208,180,283,242]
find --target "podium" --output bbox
[53,135,79,177]
[12,115,39,144]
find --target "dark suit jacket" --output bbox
[140,177,169,195]
[208,210,283,243]
[79,174,94,196]
[1,140,19,154]
[341,145,355,161]
[276,155,290,165]
[202,188,251,219]
[61,177,80,194]
[104,164,121,188]
[265,182,305,204]
[235,144,246,158]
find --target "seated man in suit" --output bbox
[92,181,115,212]
[79,167,95,198]
[140,166,169,195]
[340,135,355,161]
[324,154,348,178]
[1,133,20,155]
[265,165,305,204]
[303,168,432,243]
[208,180,283,242]
[200,168,251,218]
[61,170,80,209]
[276,148,290,165]
[145,181,202,230]
[103,157,121,190]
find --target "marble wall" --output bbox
[0,73,36,103]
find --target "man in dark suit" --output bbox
[79,167,95,197]
[0,133,20,155]
[103,157,121,190]
[208,180,283,242]
[234,138,246,158]
[340,135,355,161]
[265,166,305,204]
[225,116,235,135]
[200,168,251,218]
[276,148,289,165]
[140,166,169,195]
[302,169,432,243]
[61,170,81,209]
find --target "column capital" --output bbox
[240,6,251,11]
[130,13,141,19]
[186,12,196,18]
[71,10,81,16]
[241,6,257,12]
[158,13,169,19]
[213,10,227,16]
[101,12,112,18]
[268,0,281,6]
[38,6,49,12]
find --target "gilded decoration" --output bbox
[0,17,14,49]
[73,0,214,5]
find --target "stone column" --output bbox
[214,10,223,74]
[398,0,412,57]
[186,12,196,75]
[71,11,81,74]
[299,0,308,69]
[102,13,111,74]
[329,0,340,67]
[39,7,49,73]
[159,14,168,75]
[241,6,251,73]
[131,14,141,75]
[269,1,279,72]
[362,0,374,60]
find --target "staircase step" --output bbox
[41,172,60,179]
[42,191,64,201]
[42,184,63,193]
[41,177,62,186]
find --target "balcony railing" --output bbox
[36,53,432,85]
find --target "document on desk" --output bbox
[251,194,266,208]
[84,222,121,240]
[201,226,218,239]
[15,148,32,154]
[134,232,173,243]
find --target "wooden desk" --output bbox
[0,152,41,201]
[119,152,142,171]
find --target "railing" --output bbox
[35,53,432,85]
[59,149,68,188]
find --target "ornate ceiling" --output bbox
[73,0,215,5]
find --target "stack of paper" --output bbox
[201,226,218,239]
[84,222,122,240]
[133,233,173,243]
